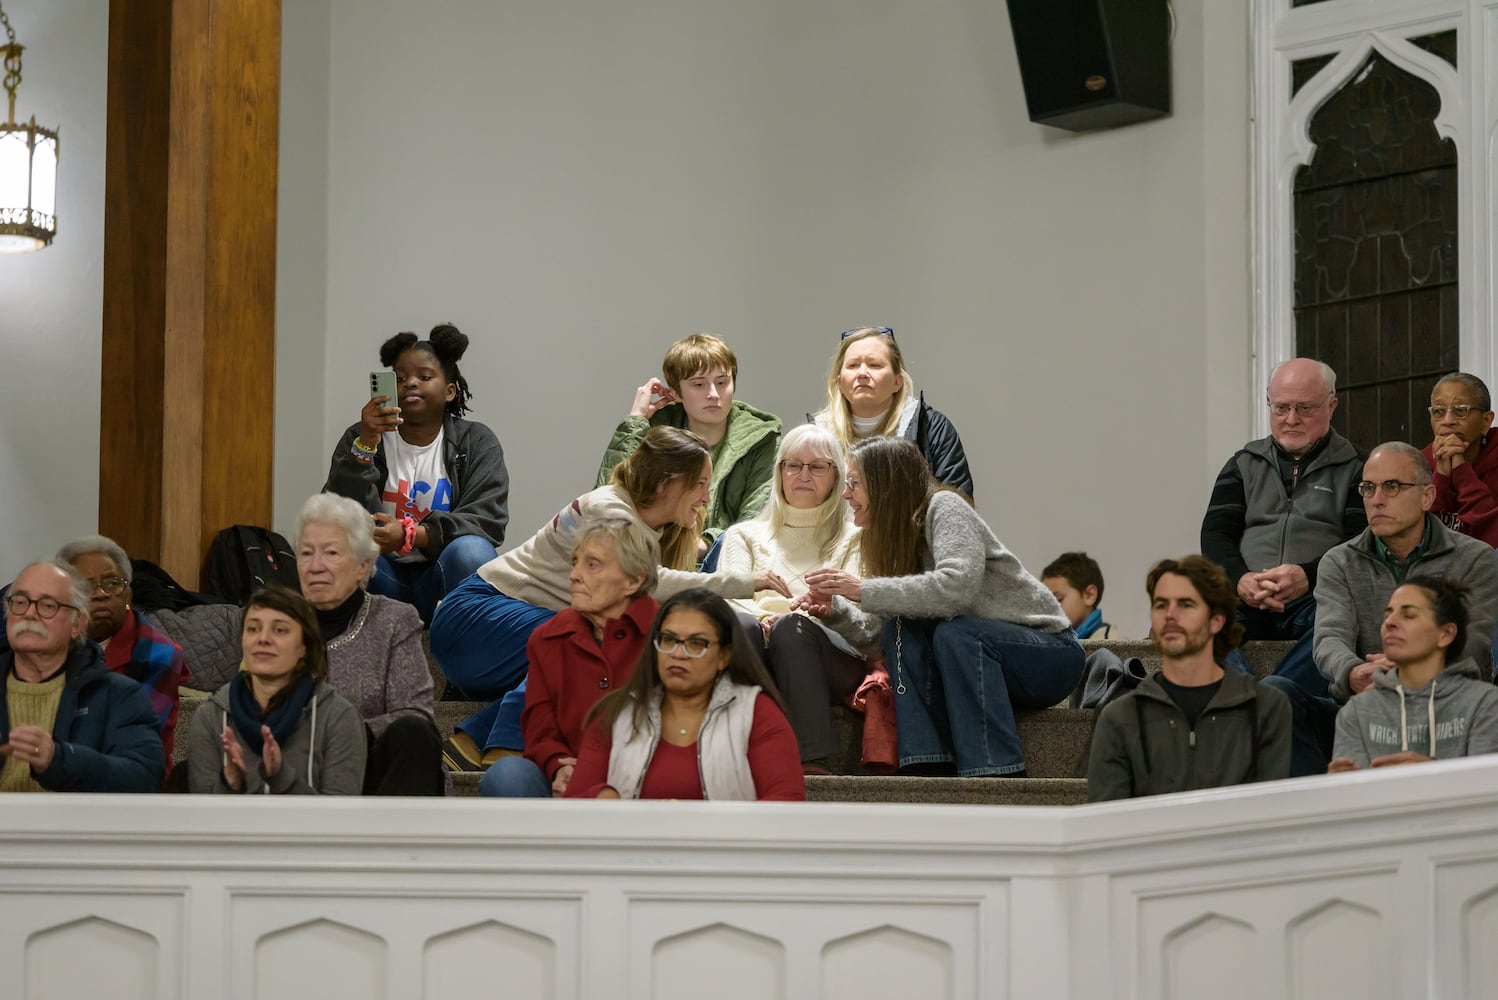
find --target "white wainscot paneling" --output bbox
[3,758,1498,1000]
[1134,868,1397,1000]
[1434,856,1498,998]
[630,893,988,1000]
[230,892,581,1000]
[0,889,183,1000]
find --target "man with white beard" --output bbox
[1086,555,1291,801]
[0,560,163,792]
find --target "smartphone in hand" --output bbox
[370,371,398,411]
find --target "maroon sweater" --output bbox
[1422,440,1498,546]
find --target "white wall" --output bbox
[272,0,1254,634]
[0,1,1254,634]
[0,0,107,577]
[5,758,1498,999]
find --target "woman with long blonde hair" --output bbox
[812,326,973,497]
[719,424,865,773]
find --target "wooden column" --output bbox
[99,0,280,587]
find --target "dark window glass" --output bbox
[1292,55,1335,97]
[1411,30,1457,69]
[1292,52,1457,449]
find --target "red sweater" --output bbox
[565,692,805,800]
[521,595,657,781]
[1422,441,1498,546]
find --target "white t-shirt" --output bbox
[380,428,453,563]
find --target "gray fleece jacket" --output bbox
[1332,657,1498,767]
[1314,515,1498,702]
[825,490,1069,650]
[187,680,367,795]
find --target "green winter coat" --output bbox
[593,400,781,547]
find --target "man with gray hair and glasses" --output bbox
[1268,442,1498,777]
[0,560,164,792]
[1202,358,1366,647]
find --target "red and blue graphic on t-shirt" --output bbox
[382,478,454,523]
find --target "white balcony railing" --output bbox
[4,756,1498,999]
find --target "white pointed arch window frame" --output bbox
[1251,0,1483,438]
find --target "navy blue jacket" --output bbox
[1,642,165,792]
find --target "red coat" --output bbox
[521,595,657,781]
[1423,441,1498,547]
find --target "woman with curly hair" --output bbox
[324,323,509,624]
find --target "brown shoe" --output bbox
[441,732,484,772]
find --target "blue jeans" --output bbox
[479,755,552,798]
[368,534,498,625]
[1234,631,1335,777]
[884,617,1083,777]
[1236,593,1317,643]
[428,574,557,751]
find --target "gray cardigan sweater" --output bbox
[825,490,1069,649]
[1314,515,1498,702]
[325,592,435,738]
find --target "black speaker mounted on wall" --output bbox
[1005,0,1172,132]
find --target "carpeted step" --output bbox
[443,770,1088,805]
[806,774,1088,806]
[434,700,1099,779]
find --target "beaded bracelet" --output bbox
[349,444,374,465]
[352,437,378,454]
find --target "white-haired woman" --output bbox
[296,493,443,795]
[719,424,865,773]
[480,517,662,798]
[813,326,973,497]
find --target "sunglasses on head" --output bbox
[839,326,894,342]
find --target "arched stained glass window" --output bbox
[1292,32,1457,449]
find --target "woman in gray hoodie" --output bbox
[1330,576,1498,771]
[187,587,366,794]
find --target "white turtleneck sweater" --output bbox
[718,501,861,620]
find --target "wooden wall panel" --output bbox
[100,0,280,587]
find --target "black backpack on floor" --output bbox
[202,525,300,604]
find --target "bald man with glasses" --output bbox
[0,560,163,793]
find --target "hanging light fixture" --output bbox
[0,2,58,252]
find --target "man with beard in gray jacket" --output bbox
[1280,442,1498,777]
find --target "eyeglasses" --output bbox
[1356,480,1426,498]
[86,576,129,597]
[839,326,894,342]
[653,632,718,658]
[1429,404,1482,420]
[5,594,80,620]
[843,476,861,491]
[781,460,834,478]
[1268,400,1326,418]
